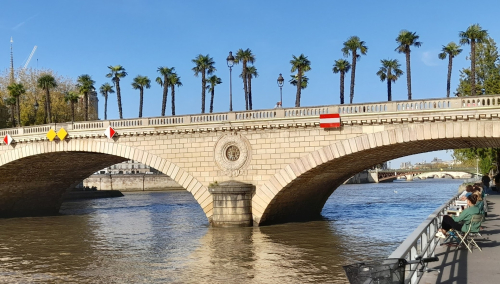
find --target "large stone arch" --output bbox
[0,139,212,221]
[253,121,500,225]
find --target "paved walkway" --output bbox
[420,191,500,284]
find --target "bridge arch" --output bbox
[253,121,500,225]
[0,139,211,220]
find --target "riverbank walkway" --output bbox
[420,191,500,283]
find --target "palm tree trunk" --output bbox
[387,77,392,101]
[406,50,412,100]
[350,51,357,104]
[104,94,108,120]
[10,105,15,127]
[46,89,51,124]
[116,81,123,119]
[162,77,168,116]
[201,71,206,113]
[71,102,75,122]
[84,92,89,121]
[248,76,252,110]
[210,87,215,113]
[16,97,21,127]
[446,56,453,97]
[295,70,302,107]
[171,85,176,116]
[471,41,476,96]
[340,72,345,104]
[139,88,143,118]
[243,61,248,110]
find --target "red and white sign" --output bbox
[320,113,341,128]
[3,134,13,145]
[105,126,116,139]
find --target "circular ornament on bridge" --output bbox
[214,133,251,177]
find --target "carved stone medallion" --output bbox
[214,133,251,177]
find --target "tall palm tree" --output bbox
[106,65,127,119]
[167,72,182,116]
[76,74,96,121]
[290,54,311,107]
[5,97,16,127]
[99,83,114,120]
[64,91,80,122]
[395,30,422,100]
[459,24,488,96]
[156,66,174,116]
[37,74,57,124]
[376,59,403,101]
[289,75,309,90]
[131,75,151,118]
[438,42,463,98]
[7,82,26,127]
[206,75,222,113]
[332,59,351,104]
[192,54,216,113]
[234,48,256,110]
[245,66,258,110]
[342,36,368,104]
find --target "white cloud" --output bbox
[421,51,440,66]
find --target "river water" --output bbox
[0,179,461,283]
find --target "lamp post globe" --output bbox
[277,73,284,106]
[226,51,235,112]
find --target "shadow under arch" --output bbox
[0,139,212,221]
[254,121,500,225]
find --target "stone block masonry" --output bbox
[83,174,183,191]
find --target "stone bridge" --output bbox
[1,95,500,226]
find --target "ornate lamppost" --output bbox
[277,73,284,107]
[226,51,235,111]
[33,100,39,124]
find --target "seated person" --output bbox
[459,185,474,200]
[436,194,480,238]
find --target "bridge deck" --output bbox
[419,191,500,283]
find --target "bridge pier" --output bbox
[208,181,255,227]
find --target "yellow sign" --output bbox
[47,129,57,141]
[57,128,68,140]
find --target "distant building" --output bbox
[97,160,160,175]
[400,162,413,169]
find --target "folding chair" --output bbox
[452,214,484,253]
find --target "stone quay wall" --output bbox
[83,174,183,192]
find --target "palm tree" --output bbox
[376,59,403,101]
[99,83,114,120]
[245,66,258,110]
[290,54,311,107]
[395,30,422,100]
[106,65,127,119]
[37,74,57,124]
[438,42,463,98]
[76,74,95,121]
[167,72,182,116]
[5,97,16,127]
[64,91,80,122]
[131,75,151,118]
[7,82,26,126]
[342,36,368,104]
[156,66,174,116]
[206,75,222,113]
[234,48,256,110]
[459,24,488,96]
[289,74,309,90]
[332,59,351,104]
[192,54,216,113]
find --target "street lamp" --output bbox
[226,51,235,112]
[277,73,284,106]
[33,100,39,124]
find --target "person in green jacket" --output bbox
[436,194,480,238]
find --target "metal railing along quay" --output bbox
[388,193,461,284]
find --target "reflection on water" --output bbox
[0,180,461,283]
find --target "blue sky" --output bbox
[2,0,498,165]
